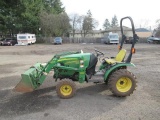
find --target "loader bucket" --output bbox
[14,79,34,92]
[14,63,46,93]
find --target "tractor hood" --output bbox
[57,52,91,69]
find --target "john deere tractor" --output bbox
[14,16,137,99]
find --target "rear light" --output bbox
[132,48,136,53]
[118,45,121,50]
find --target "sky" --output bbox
[61,0,160,30]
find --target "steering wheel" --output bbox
[95,49,104,57]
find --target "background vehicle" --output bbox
[104,32,119,44]
[0,38,5,45]
[1,38,17,46]
[147,36,160,44]
[53,37,62,44]
[14,16,137,99]
[125,36,139,44]
[125,37,133,44]
[17,33,36,45]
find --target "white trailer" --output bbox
[17,33,36,45]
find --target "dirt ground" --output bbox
[0,43,160,120]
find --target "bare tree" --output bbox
[92,19,99,29]
[39,11,70,37]
[39,12,51,36]
[69,14,83,38]
[138,19,150,29]
[155,19,160,37]
[155,19,160,28]
[77,15,84,37]
[57,12,70,37]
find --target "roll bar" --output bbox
[120,16,137,63]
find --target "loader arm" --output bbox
[14,57,58,92]
[14,51,87,92]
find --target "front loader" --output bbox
[14,16,137,99]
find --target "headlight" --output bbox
[80,65,84,68]
[80,60,84,68]
[80,60,84,64]
[57,63,61,66]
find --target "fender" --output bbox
[104,63,135,81]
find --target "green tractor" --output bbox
[14,16,137,99]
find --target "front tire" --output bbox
[56,79,76,99]
[108,69,137,97]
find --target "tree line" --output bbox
[0,0,65,37]
[69,12,120,38]
[0,0,119,38]
[103,15,119,30]
[1,0,160,38]
[69,10,98,38]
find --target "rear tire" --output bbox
[56,79,76,99]
[108,69,137,97]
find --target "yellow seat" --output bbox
[106,49,126,64]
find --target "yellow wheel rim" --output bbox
[60,85,72,96]
[116,77,132,92]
